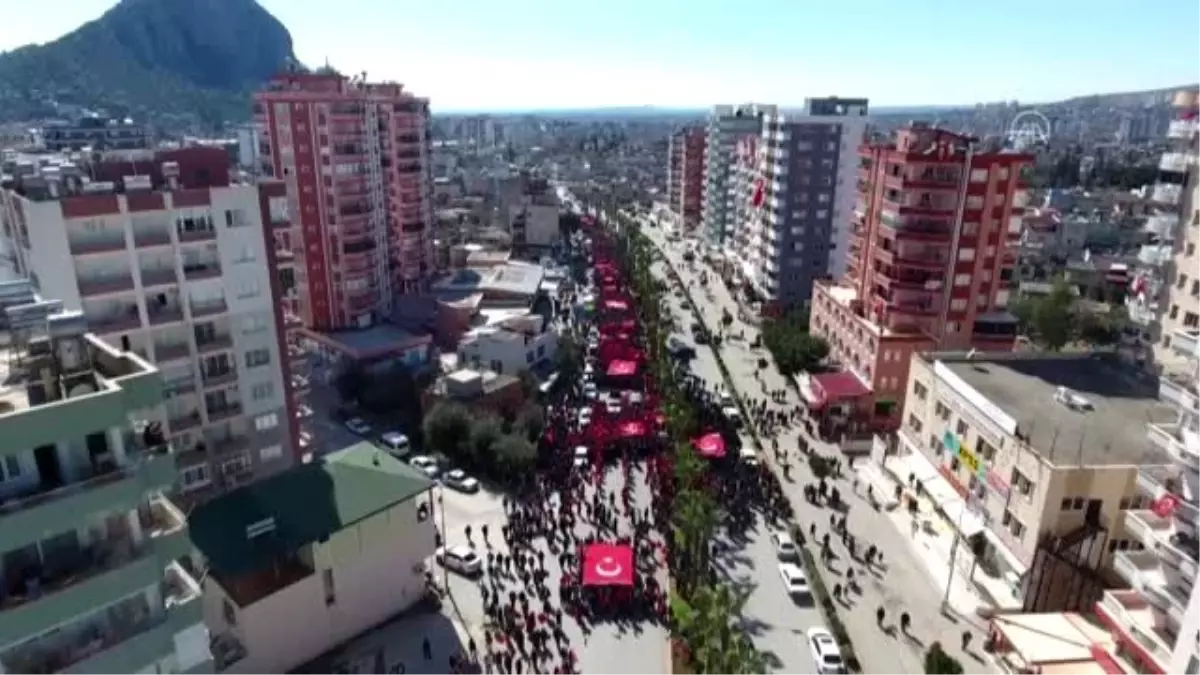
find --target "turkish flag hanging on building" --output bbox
[1152,493,1179,518]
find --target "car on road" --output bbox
[573,445,590,468]
[770,531,799,561]
[378,431,411,458]
[442,469,480,493]
[719,391,736,408]
[436,545,483,577]
[722,406,743,426]
[667,336,696,359]
[408,455,441,479]
[577,407,593,427]
[778,563,811,598]
[583,381,598,399]
[740,446,760,466]
[807,627,847,674]
[344,417,372,436]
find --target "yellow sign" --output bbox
[959,446,981,475]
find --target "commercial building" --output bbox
[727,97,869,310]
[192,442,436,674]
[887,350,1178,615]
[254,71,434,331]
[40,114,149,152]
[667,126,705,229]
[701,103,778,245]
[0,290,210,674]
[809,125,1033,432]
[0,146,300,500]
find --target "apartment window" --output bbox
[223,599,237,626]
[958,247,976,262]
[977,439,997,461]
[322,569,336,606]
[224,209,249,228]
[1177,274,1189,290]
[260,444,284,462]
[233,245,256,263]
[537,345,546,358]
[955,419,969,436]
[251,381,275,401]
[1185,312,1200,329]
[950,298,968,311]
[235,279,261,299]
[180,463,211,490]
[254,412,279,431]
[966,195,984,209]
[0,455,21,482]
[221,453,251,477]
[1011,469,1034,496]
[242,315,268,335]
[1191,281,1199,297]
[907,414,923,434]
[934,401,951,420]
[955,274,972,287]
[970,169,988,183]
[525,351,534,364]
[913,380,929,400]
[815,209,828,219]
[1170,304,1180,320]
[245,348,271,369]
[817,193,831,204]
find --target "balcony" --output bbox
[132,228,171,248]
[209,433,250,456]
[1167,118,1198,140]
[88,308,142,335]
[147,304,184,326]
[168,410,202,434]
[163,375,196,398]
[68,235,127,256]
[880,218,953,242]
[1137,244,1173,267]
[77,274,135,298]
[190,298,228,318]
[1159,152,1195,175]
[1158,371,1199,412]
[1147,421,1200,465]
[206,402,243,423]
[153,341,190,362]
[140,267,178,288]
[0,533,163,644]
[0,444,177,553]
[195,333,233,355]
[177,227,216,244]
[1152,183,1183,206]
[1095,590,1172,672]
[1168,328,1198,360]
[202,364,238,389]
[1143,213,1177,238]
[1125,509,1176,550]
[1113,549,1190,624]
[146,495,192,562]
[182,261,222,281]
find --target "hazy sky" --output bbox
[2,0,1198,112]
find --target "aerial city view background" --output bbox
[0,0,1196,674]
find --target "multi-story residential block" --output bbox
[1142,88,1200,367]
[193,442,435,673]
[0,147,300,500]
[701,103,777,245]
[254,72,435,332]
[40,114,149,152]
[890,351,1178,615]
[457,313,557,376]
[727,97,869,311]
[809,124,1033,432]
[666,126,705,229]
[0,286,211,673]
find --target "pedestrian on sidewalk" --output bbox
[961,630,972,653]
[876,606,885,626]
[900,612,911,635]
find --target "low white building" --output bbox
[458,313,557,375]
[193,443,437,674]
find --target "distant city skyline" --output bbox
[5,0,1199,112]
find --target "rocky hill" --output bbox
[0,0,296,129]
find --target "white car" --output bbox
[378,431,411,457]
[719,392,736,408]
[436,545,483,576]
[770,531,799,561]
[344,417,372,436]
[605,400,622,415]
[778,563,810,598]
[740,447,760,466]
[443,469,480,493]
[807,627,846,674]
[573,445,590,468]
[577,408,593,426]
[408,455,440,479]
[583,381,598,400]
[722,406,743,425]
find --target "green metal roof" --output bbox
[188,442,434,576]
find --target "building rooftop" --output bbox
[316,323,431,360]
[430,261,546,298]
[189,442,435,577]
[933,352,1177,467]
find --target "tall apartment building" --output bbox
[39,114,149,152]
[0,286,210,673]
[0,146,299,501]
[254,72,434,332]
[809,125,1032,432]
[701,103,777,245]
[666,126,705,229]
[1154,90,1199,369]
[727,97,869,311]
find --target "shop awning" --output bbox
[801,371,871,408]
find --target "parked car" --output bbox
[778,563,811,598]
[436,545,483,576]
[770,531,799,561]
[443,469,480,493]
[573,446,590,468]
[344,417,372,436]
[807,627,846,674]
[408,455,441,479]
[378,431,411,458]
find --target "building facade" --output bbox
[727,97,869,310]
[0,293,210,674]
[457,314,557,376]
[192,443,435,674]
[1154,90,1199,371]
[0,147,299,500]
[810,125,1033,431]
[701,104,777,245]
[40,115,149,152]
[254,72,435,332]
[667,126,705,229]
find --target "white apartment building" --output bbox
[701,103,777,246]
[458,313,557,375]
[0,147,298,502]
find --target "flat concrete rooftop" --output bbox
[320,324,429,355]
[939,353,1177,467]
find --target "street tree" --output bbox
[1032,280,1075,350]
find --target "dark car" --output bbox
[667,336,696,359]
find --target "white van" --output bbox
[379,431,412,458]
[739,447,759,466]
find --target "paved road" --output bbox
[651,259,822,674]
[641,221,997,675]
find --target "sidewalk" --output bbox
[647,230,999,674]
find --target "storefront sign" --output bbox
[987,470,1011,499]
[959,446,981,476]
